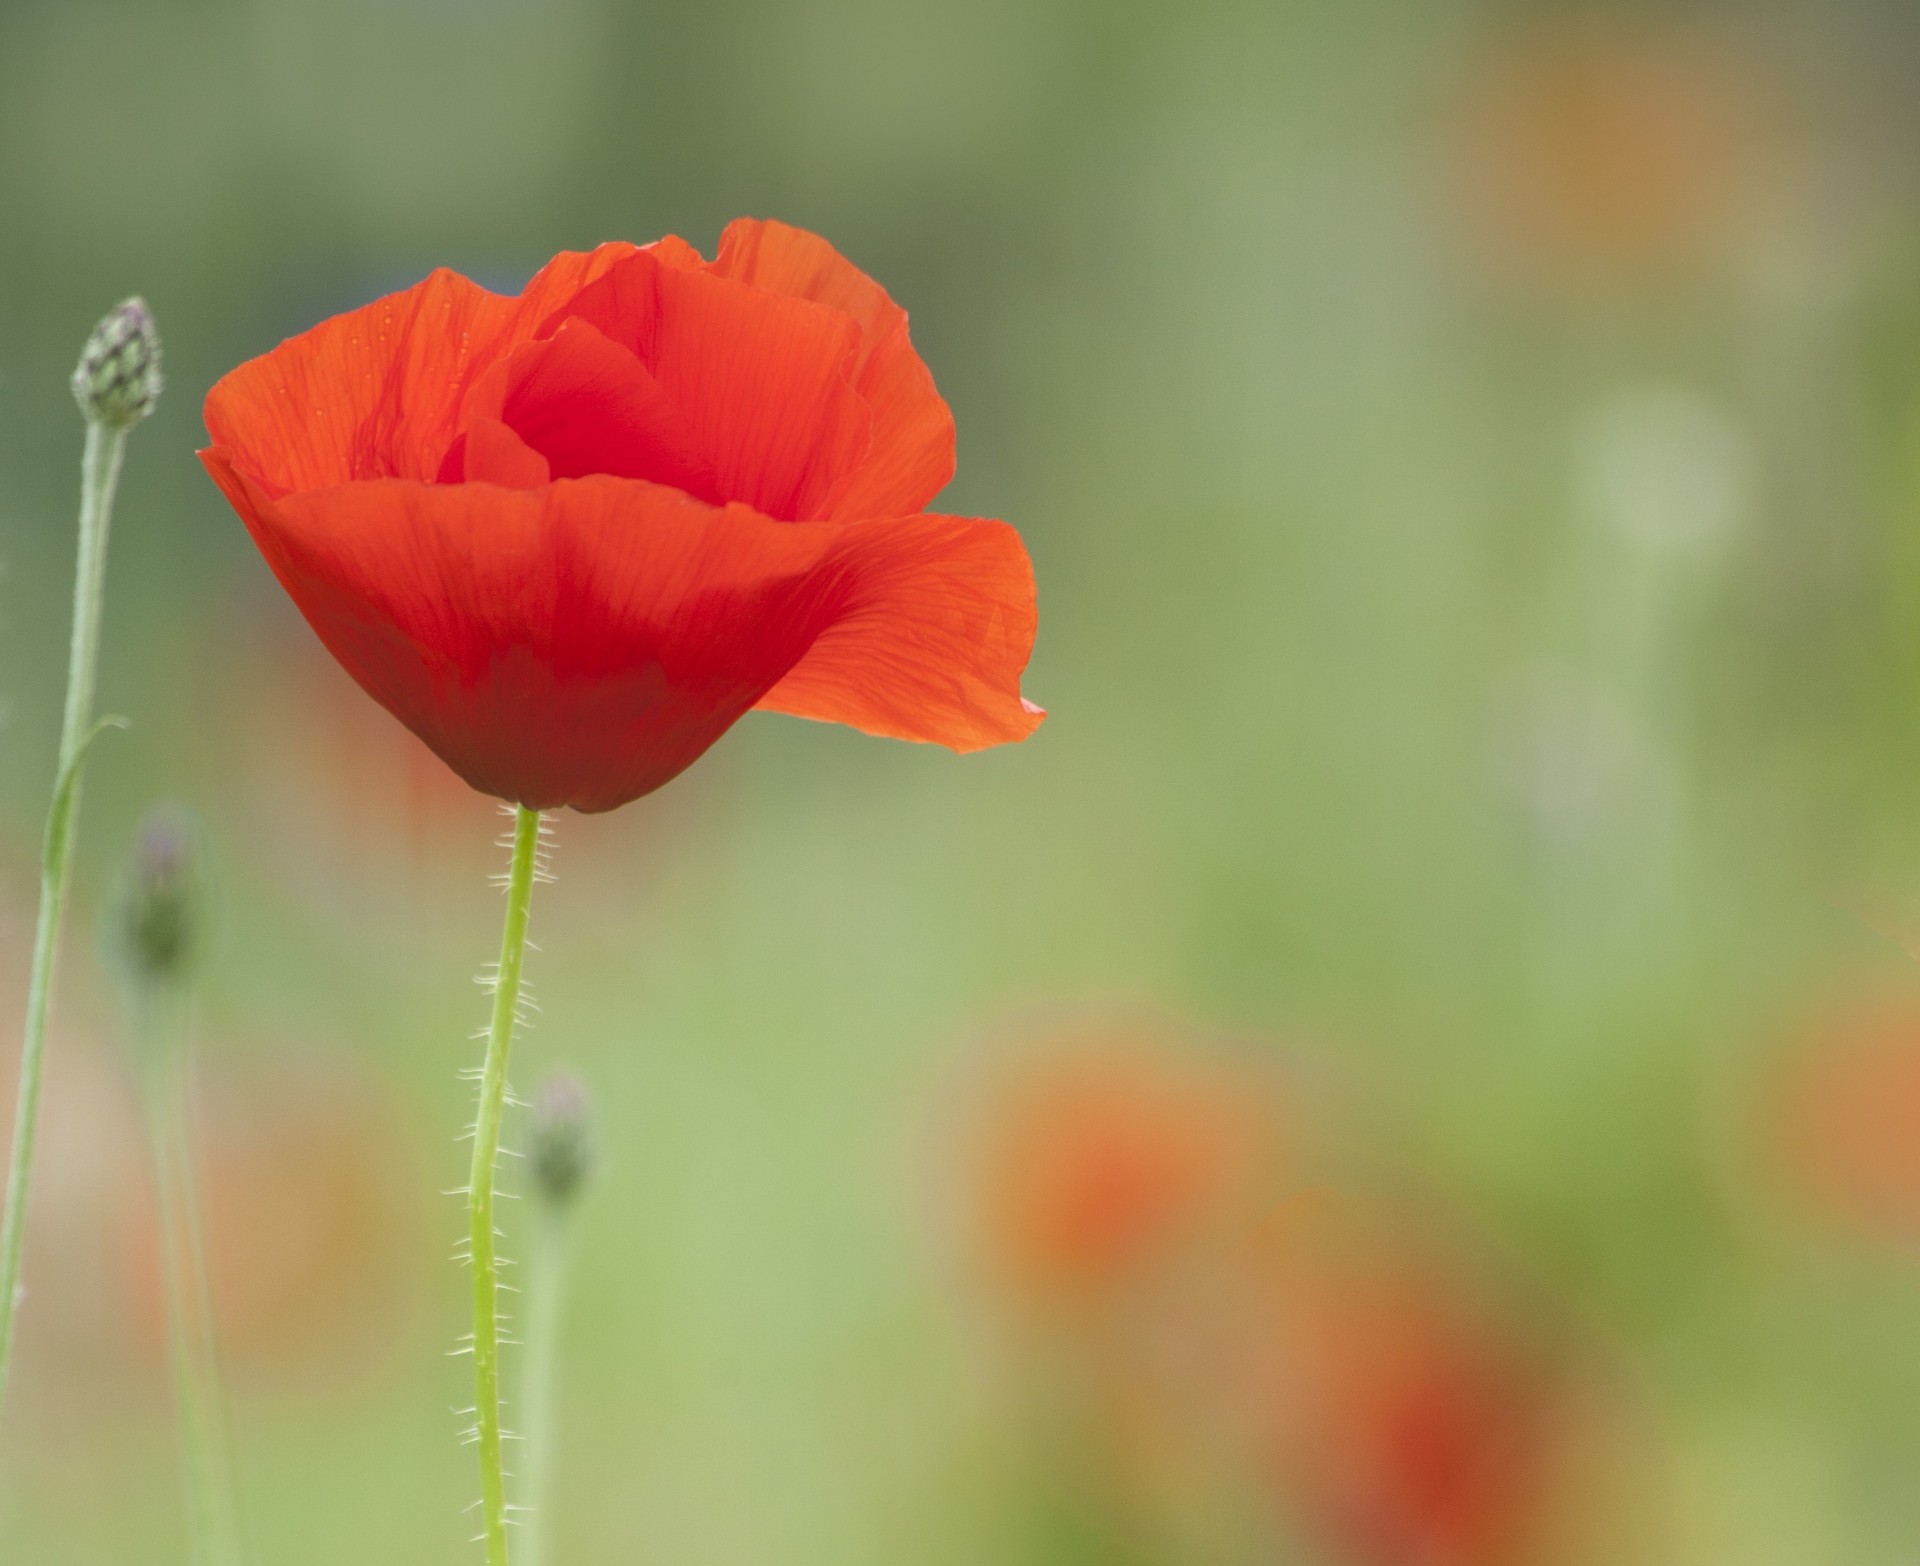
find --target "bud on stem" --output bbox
[72,297,162,429]
[528,1072,595,1209]
[116,806,201,988]
[0,295,158,1427]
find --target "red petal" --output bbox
[646,234,706,271]
[201,450,868,812]
[509,242,644,322]
[465,317,721,500]
[711,219,956,519]
[441,418,552,488]
[549,249,873,520]
[204,244,640,492]
[756,511,1043,750]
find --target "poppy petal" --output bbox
[710,218,956,519]
[756,511,1043,750]
[508,241,643,324]
[444,418,552,488]
[201,450,874,812]
[468,316,722,500]
[204,243,641,492]
[646,234,706,272]
[549,249,873,520]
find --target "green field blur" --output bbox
[6,0,1920,1562]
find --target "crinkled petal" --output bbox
[201,449,863,811]
[548,248,873,520]
[711,218,956,519]
[465,316,722,499]
[204,243,641,491]
[647,234,706,272]
[446,418,551,488]
[756,511,1043,750]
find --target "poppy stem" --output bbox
[0,416,130,1420]
[469,805,544,1566]
[134,982,245,1566]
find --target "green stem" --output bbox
[172,1053,243,1566]
[137,985,244,1566]
[0,419,126,1417]
[470,806,543,1566]
[517,1202,575,1566]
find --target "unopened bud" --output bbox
[118,806,200,984]
[528,1072,594,1207]
[72,298,162,429]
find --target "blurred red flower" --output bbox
[949,1023,1653,1562]
[1260,1239,1563,1566]
[975,1027,1278,1310]
[201,220,1042,813]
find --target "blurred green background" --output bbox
[6,0,1920,1561]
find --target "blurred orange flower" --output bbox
[1448,20,1766,287]
[973,1025,1281,1311]
[123,1044,429,1387]
[1768,992,1920,1243]
[0,864,155,1437]
[0,1007,147,1427]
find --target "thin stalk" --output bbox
[0,419,127,1414]
[469,806,544,1566]
[516,1202,575,1566]
[170,1039,239,1542]
[136,984,244,1566]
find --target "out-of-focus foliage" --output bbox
[5,0,1920,1561]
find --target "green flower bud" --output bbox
[528,1072,594,1208]
[72,298,162,429]
[118,806,200,985]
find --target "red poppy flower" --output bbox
[200,220,1042,812]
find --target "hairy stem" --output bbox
[470,806,543,1566]
[0,419,127,1417]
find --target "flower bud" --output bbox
[528,1072,595,1208]
[72,297,162,429]
[117,806,200,985]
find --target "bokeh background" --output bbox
[4,0,1920,1561]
